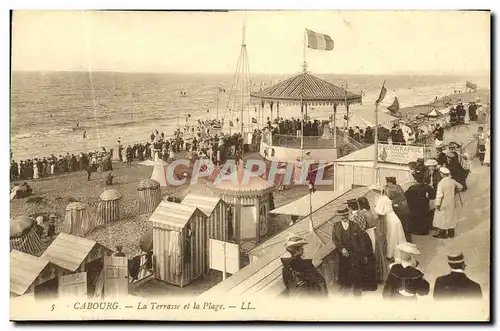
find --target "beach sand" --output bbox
[398,89,489,118]
[10,152,317,258]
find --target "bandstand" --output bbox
[250,67,363,163]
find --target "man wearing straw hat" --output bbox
[433,252,482,300]
[281,235,328,297]
[432,167,463,239]
[382,242,430,299]
[424,158,441,193]
[332,207,363,296]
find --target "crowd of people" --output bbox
[144,119,264,167]
[263,117,326,137]
[9,118,267,185]
[281,141,484,300]
[10,149,113,182]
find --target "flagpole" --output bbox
[374,80,386,184]
[344,82,349,129]
[216,88,219,120]
[300,29,306,155]
[259,84,263,130]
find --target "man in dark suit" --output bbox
[433,252,482,300]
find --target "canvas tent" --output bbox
[10,215,46,256]
[150,159,169,187]
[334,109,398,129]
[426,108,440,118]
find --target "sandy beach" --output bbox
[10,151,316,257]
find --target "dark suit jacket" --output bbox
[433,271,482,300]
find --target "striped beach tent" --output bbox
[62,202,95,236]
[10,215,46,256]
[96,189,122,226]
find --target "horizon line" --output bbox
[11,69,490,77]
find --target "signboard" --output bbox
[378,143,424,164]
[209,239,240,274]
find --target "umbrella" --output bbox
[10,215,34,238]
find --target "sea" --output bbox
[10,71,490,161]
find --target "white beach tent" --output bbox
[334,109,398,129]
[426,108,440,118]
[150,159,169,187]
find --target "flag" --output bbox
[229,121,234,127]
[218,87,226,92]
[466,81,477,90]
[207,109,210,113]
[387,97,400,114]
[376,83,387,104]
[252,117,258,124]
[306,29,334,51]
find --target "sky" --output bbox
[11,10,490,75]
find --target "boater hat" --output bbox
[447,252,465,264]
[425,159,438,166]
[439,167,450,175]
[397,242,421,255]
[336,207,349,216]
[285,235,308,249]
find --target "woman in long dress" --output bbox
[33,161,39,179]
[370,185,407,262]
[484,133,491,166]
[358,196,388,283]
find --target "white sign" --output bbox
[378,143,424,164]
[209,239,240,274]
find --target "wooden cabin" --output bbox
[202,187,375,297]
[149,201,208,287]
[40,233,113,298]
[181,194,230,242]
[10,250,68,300]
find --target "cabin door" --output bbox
[103,256,129,299]
[58,272,87,298]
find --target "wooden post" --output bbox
[333,104,337,149]
[254,198,261,243]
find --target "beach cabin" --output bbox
[212,163,275,246]
[41,233,113,297]
[181,193,230,242]
[149,201,208,287]
[10,250,67,300]
[201,187,375,297]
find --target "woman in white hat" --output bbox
[432,167,463,239]
[369,184,407,262]
[281,235,328,297]
[382,242,430,300]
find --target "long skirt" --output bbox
[384,212,407,260]
[372,224,388,282]
[337,253,361,288]
[360,255,378,291]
